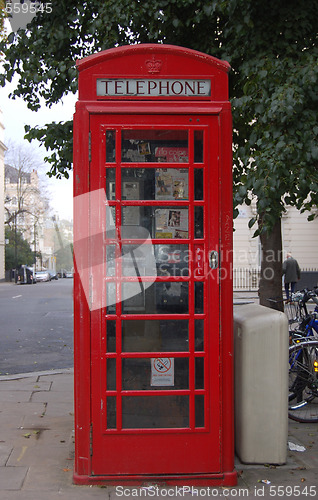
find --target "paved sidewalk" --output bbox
[0,369,317,499]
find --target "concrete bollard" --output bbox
[233,303,289,464]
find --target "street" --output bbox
[0,278,73,375]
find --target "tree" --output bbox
[0,0,5,40]
[5,226,34,269]
[56,243,73,274]
[224,1,318,309]
[1,0,317,307]
[5,143,47,222]
[4,143,48,269]
[51,216,73,273]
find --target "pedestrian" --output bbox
[282,252,301,300]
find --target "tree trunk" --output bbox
[258,218,284,312]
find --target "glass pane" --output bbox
[121,206,140,227]
[195,395,204,427]
[106,283,116,314]
[106,321,116,352]
[194,130,203,163]
[155,244,189,277]
[122,320,189,352]
[122,358,188,390]
[121,168,189,200]
[121,130,188,163]
[106,168,116,200]
[122,206,189,239]
[122,178,142,199]
[122,282,188,314]
[106,205,116,238]
[195,358,204,389]
[121,242,156,277]
[195,320,204,351]
[157,168,188,199]
[107,359,116,390]
[194,169,203,200]
[107,397,116,429]
[122,396,189,429]
[106,245,116,276]
[195,282,204,313]
[106,130,116,163]
[194,206,204,238]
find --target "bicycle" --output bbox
[288,288,318,422]
[288,288,318,338]
[288,339,318,422]
[285,287,318,329]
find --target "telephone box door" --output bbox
[87,112,221,476]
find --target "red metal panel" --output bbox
[218,107,235,474]
[77,44,230,102]
[73,106,91,476]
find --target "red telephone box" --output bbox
[73,44,235,486]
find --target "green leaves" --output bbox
[0,0,317,224]
[231,22,318,232]
[248,218,257,229]
[5,228,34,270]
[24,120,73,179]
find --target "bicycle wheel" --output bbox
[288,340,318,422]
[285,300,302,327]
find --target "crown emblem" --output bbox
[145,56,162,74]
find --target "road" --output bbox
[0,278,73,375]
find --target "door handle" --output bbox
[209,250,219,269]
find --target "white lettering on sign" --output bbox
[96,79,211,97]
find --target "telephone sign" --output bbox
[73,44,235,486]
[96,79,211,97]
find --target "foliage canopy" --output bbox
[1,0,318,232]
[5,227,35,269]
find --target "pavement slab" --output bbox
[44,402,74,418]
[0,391,32,403]
[0,379,51,392]
[0,466,29,491]
[0,444,13,466]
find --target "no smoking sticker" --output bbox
[151,358,174,386]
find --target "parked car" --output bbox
[48,270,58,280]
[16,265,36,284]
[35,270,51,282]
[63,271,73,278]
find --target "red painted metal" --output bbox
[73,44,235,486]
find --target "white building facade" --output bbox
[4,164,47,269]
[233,203,318,290]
